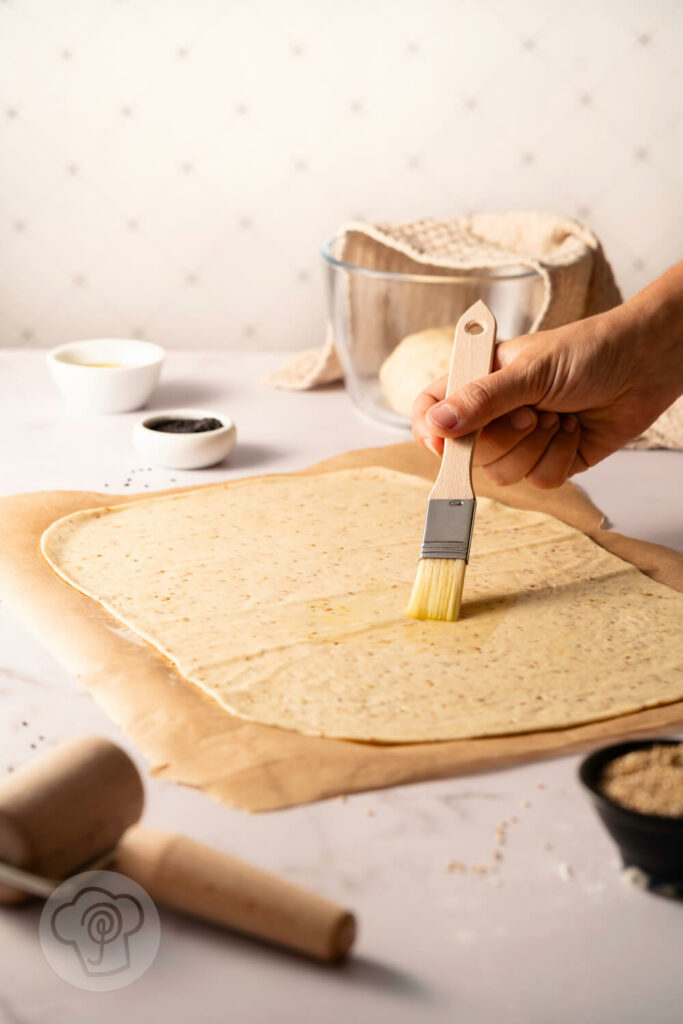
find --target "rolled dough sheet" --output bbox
[41,466,683,744]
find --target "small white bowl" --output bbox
[47,339,165,413]
[133,408,237,469]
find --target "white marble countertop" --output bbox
[0,349,681,1024]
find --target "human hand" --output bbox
[412,264,683,489]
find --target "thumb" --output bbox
[426,362,537,436]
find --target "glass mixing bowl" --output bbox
[322,234,544,428]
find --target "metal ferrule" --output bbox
[419,498,476,561]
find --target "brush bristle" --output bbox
[405,558,467,621]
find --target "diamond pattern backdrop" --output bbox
[1,0,681,350]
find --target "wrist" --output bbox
[601,266,683,400]
[628,264,683,369]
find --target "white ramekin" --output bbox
[47,339,165,413]
[132,408,237,469]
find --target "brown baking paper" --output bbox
[1,443,681,812]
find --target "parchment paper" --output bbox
[1,443,681,812]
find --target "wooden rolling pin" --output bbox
[0,736,356,962]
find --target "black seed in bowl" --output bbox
[148,417,223,434]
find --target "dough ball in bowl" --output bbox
[379,326,456,417]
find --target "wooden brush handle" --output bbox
[430,300,497,501]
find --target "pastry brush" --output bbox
[406,299,497,621]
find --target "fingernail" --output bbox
[539,411,558,430]
[427,404,459,430]
[562,415,578,434]
[510,408,535,430]
[423,436,439,456]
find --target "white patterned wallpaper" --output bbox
[1,0,681,350]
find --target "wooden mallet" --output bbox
[0,736,356,962]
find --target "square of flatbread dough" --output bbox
[41,467,683,743]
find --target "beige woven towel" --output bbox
[266,212,681,450]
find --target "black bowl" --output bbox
[579,738,683,883]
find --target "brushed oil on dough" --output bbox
[40,467,683,743]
